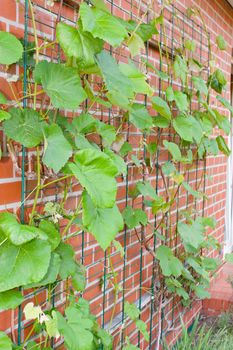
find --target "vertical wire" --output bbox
[17,0,29,345]
[202,25,207,218]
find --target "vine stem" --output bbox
[62,197,83,237]
[29,147,41,225]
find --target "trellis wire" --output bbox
[16,1,210,348]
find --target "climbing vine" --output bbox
[0,0,232,349]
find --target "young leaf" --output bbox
[96,120,116,146]
[124,301,140,320]
[123,206,147,229]
[192,76,208,95]
[172,115,193,142]
[152,96,172,119]
[120,142,132,157]
[173,55,188,84]
[182,181,202,198]
[135,319,149,342]
[0,290,23,311]
[104,148,127,175]
[79,2,128,47]
[96,51,134,108]
[0,332,12,350]
[0,31,23,65]
[72,262,86,292]
[144,59,169,81]
[38,220,61,250]
[193,285,210,299]
[82,191,123,250]
[184,40,196,51]
[56,22,103,72]
[162,161,176,176]
[152,116,170,128]
[128,103,153,131]
[178,220,204,250]
[163,140,181,162]
[0,110,11,121]
[34,61,87,109]
[0,233,51,292]
[127,32,145,57]
[209,69,227,94]
[3,108,44,147]
[216,135,231,156]
[216,35,227,50]
[136,181,158,199]
[43,124,73,173]
[156,245,183,277]
[68,148,118,208]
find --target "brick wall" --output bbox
[0,0,233,349]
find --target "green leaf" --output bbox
[152,96,171,119]
[184,40,196,51]
[72,113,96,134]
[144,60,169,81]
[43,124,73,173]
[166,86,175,102]
[124,301,140,321]
[216,35,227,50]
[163,140,181,162]
[82,191,123,250]
[96,120,116,146]
[55,242,76,280]
[0,234,51,292]
[225,253,233,264]
[182,181,202,198]
[56,22,103,72]
[216,95,233,114]
[173,91,189,112]
[34,61,87,109]
[152,115,170,128]
[0,212,47,245]
[216,135,231,156]
[204,138,219,156]
[211,109,231,135]
[209,69,227,94]
[120,142,132,157]
[72,262,86,292]
[27,252,61,288]
[127,32,144,57]
[156,245,183,277]
[162,161,176,176]
[97,328,113,349]
[178,220,204,250]
[96,51,134,109]
[0,31,23,65]
[0,290,23,311]
[135,319,149,342]
[173,115,193,142]
[45,311,60,338]
[0,332,12,350]
[79,2,128,47]
[194,285,210,299]
[113,239,125,257]
[173,55,188,84]
[68,148,118,208]
[104,148,127,175]
[3,108,44,147]
[119,60,153,96]
[38,220,61,250]
[0,92,7,104]
[0,110,11,121]
[147,142,157,154]
[192,76,208,95]
[128,103,153,131]
[123,206,147,229]
[136,181,157,199]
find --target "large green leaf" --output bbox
[96,120,116,146]
[0,31,23,65]
[0,332,12,350]
[122,206,147,229]
[119,60,153,96]
[96,51,134,109]
[172,115,193,142]
[43,124,73,173]
[0,234,51,292]
[79,2,128,47]
[0,290,23,310]
[34,61,87,109]
[128,103,153,131]
[3,108,44,147]
[127,32,144,57]
[156,245,183,277]
[82,191,123,250]
[68,148,118,208]
[0,212,46,245]
[152,96,171,119]
[56,22,103,72]
[104,148,127,175]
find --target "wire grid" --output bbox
[16,0,210,348]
